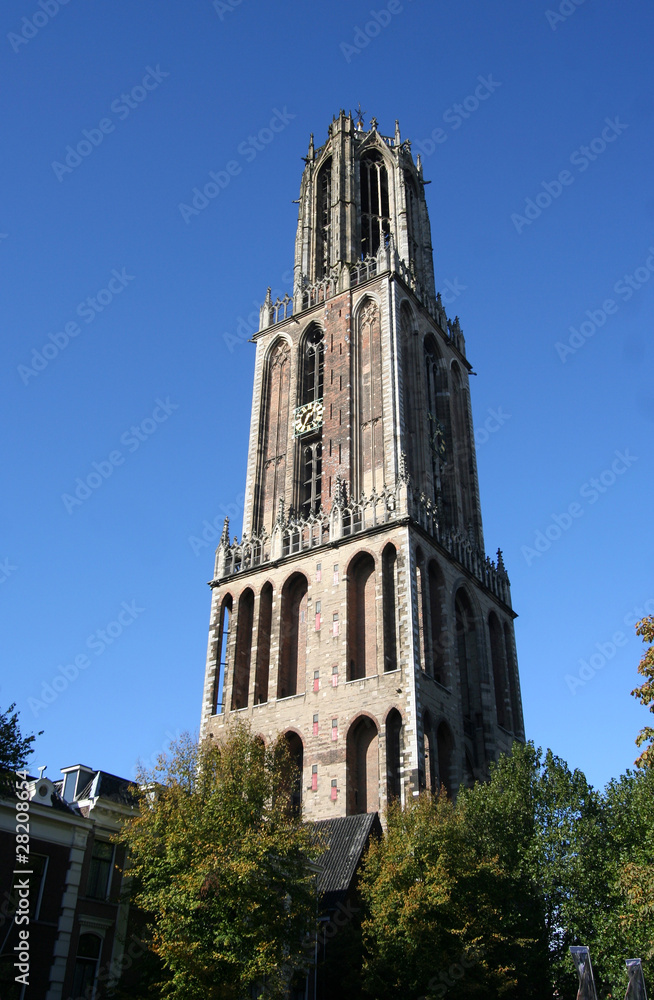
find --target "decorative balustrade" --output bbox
[213,477,511,607]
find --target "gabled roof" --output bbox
[313,812,381,910]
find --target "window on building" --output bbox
[87,840,114,900]
[360,151,390,258]
[72,933,102,998]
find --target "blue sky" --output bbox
[2,0,652,791]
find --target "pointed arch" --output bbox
[385,708,402,802]
[315,156,332,279]
[415,547,428,672]
[353,296,384,496]
[278,573,308,698]
[489,612,510,730]
[504,621,523,738]
[213,594,232,715]
[436,721,455,796]
[428,559,448,685]
[382,543,398,672]
[422,710,436,793]
[424,334,452,511]
[347,551,377,680]
[454,588,481,734]
[399,301,421,481]
[359,149,390,258]
[346,714,380,815]
[257,337,291,533]
[283,730,304,815]
[450,361,476,534]
[297,324,324,517]
[231,588,254,710]
[254,582,273,705]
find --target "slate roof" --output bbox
[313,812,382,910]
[76,770,137,807]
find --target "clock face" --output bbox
[294,400,324,436]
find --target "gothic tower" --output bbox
[200,111,524,820]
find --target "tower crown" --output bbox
[294,110,436,302]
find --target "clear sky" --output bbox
[2,0,652,792]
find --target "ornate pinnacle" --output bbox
[496,548,506,573]
[275,497,285,526]
[394,119,401,144]
[220,517,230,546]
[370,116,378,131]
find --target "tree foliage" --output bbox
[360,786,544,1000]
[0,703,42,775]
[632,615,654,769]
[360,742,653,1000]
[120,726,322,1000]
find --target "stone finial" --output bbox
[370,116,378,131]
[334,473,347,509]
[275,497,285,526]
[220,517,230,546]
[416,153,422,176]
[496,548,506,573]
[394,119,401,145]
[308,133,314,160]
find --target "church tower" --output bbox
[200,111,524,820]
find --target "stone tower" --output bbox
[200,111,524,821]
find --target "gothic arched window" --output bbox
[360,151,390,258]
[254,582,273,705]
[278,573,308,698]
[346,715,379,815]
[257,339,290,533]
[231,588,254,710]
[316,157,332,279]
[386,708,402,802]
[489,612,510,730]
[213,594,232,715]
[297,327,324,518]
[382,543,398,672]
[347,552,377,680]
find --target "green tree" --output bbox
[459,742,606,998]
[631,615,654,769]
[359,791,542,1000]
[0,702,42,774]
[119,726,322,1000]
